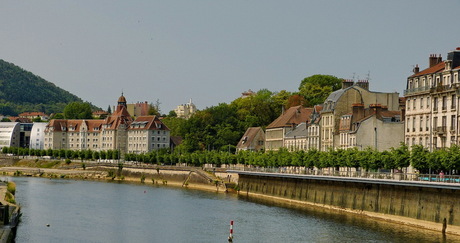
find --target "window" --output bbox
[433,97,438,111]
[407,117,410,132]
[413,98,416,109]
[452,95,456,109]
[420,116,424,132]
[427,97,430,108]
[442,96,447,110]
[412,117,416,132]
[451,115,456,131]
[420,98,424,109]
[407,100,410,110]
[426,116,430,131]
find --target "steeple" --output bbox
[117,92,127,112]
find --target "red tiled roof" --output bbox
[19,112,47,117]
[266,106,313,129]
[410,62,445,78]
[128,116,170,131]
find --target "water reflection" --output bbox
[10,177,459,243]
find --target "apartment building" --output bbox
[265,106,313,151]
[44,94,170,154]
[321,80,400,151]
[127,116,170,154]
[339,104,403,151]
[404,48,460,149]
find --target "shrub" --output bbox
[65,158,71,165]
[7,182,16,195]
[5,191,15,204]
[140,174,146,183]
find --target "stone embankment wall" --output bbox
[238,174,460,229]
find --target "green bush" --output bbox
[7,182,16,195]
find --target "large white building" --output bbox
[44,95,170,154]
[29,123,47,150]
[0,122,20,149]
[404,47,460,150]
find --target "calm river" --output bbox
[8,177,454,242]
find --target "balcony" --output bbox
[430,83,459,94]
[404,86,430,96]
[435,126,447,135]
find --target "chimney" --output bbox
[370,104,383,119]
[342,79,354,89]
[356,80,369,90]
[352,103,365,122]
[413,64,420,74]
[429,54,442,68]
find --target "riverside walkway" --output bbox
[227,167,460,190]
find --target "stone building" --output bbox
[265,106,313,151]
[44,94,170,155]
[174,99,197,119]
[127,116,171,154]
[404,47,460,150]
[339,103,403,151]
[321,80,400,151]
[127,101,151,117]
[236,127,265,152]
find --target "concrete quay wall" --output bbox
[236,172,460,230]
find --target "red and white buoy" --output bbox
[228,220,234,242]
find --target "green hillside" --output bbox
[0,59,86,116]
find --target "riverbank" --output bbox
[0,158,227,193]
[0,181,20,243]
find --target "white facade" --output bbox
[0,122,20,149]
[405,48,460,150]
[174,99,197,119]
[29,123,47,150]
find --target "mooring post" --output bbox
[442,218,447,235]
[228,220,233,242]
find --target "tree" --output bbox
[107,105,112,114]
[168,110,177,117]
[298,74,343,106]
[64,102,92,119]
[50,113,64,119]
[32,117,42,122]
[1,118,11,122]
[298,74,342,91]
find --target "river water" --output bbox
[9,177,454,242]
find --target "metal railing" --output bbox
[227,166,460,185]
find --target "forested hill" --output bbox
[0,59,85,116]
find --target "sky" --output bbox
[1,1,460,113]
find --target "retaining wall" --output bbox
[237,173,460,227]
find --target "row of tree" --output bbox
[123,144,460,174]
[2,147,120,161]
[3,144,460,174]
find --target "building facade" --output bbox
[404,48,460,150]
[321,80,400,151]
[236,127,265,152]
[44,94,170,155]
[339,104,404,151]
[127,116,171,154]
[0,122,20,149]
[29,123,47,150]
[174,99,197,119]
[265,106,313,151]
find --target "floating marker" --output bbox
[228,220,233,242]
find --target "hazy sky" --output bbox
[1,1,460,113]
